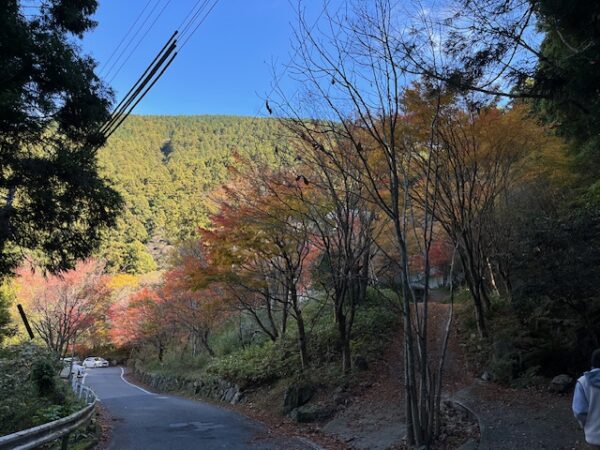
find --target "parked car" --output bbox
[83,357,109,368]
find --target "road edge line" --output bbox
[119,367,154,395]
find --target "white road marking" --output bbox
[119,367,154,395]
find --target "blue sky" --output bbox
[82,0,327,116]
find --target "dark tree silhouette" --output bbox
[0,0,122,275]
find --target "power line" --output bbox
[180,0,220,50]
[105,51,178,140]
[100,0,154,75]
[107,0,174,84]
[100,31,178,136]
[102,0,163,80]
[96,0,222,143]
[178,0,211,37]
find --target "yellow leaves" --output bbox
[106,273,140,291]
[474,104,572,187]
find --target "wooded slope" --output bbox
[97,115,282,272]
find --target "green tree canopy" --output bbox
[532,0,600,181]
[97,115,283,272]
[0,0,122,275]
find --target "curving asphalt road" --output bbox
[84,366,314,450]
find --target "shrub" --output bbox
[351,291,400,359]
[207,339,299,387]
[32,358,58,397]
[132,287,402,390]
[32,404,78,426]
[0,343,77,435]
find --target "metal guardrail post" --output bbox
[60,433,69,450]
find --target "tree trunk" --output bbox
[157,340,164,363]
[296,307,308,370]
[497,262,512,301]
[264,286,279,340]
[201,329,215,357]
[281,295,289,337]
[337,308,351,374]
[459,248,487,337]
[486,257,500,296]
[291,285,308,370]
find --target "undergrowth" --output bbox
[133,287,401,391]
[455,287,600,386]
[0,343,82,435]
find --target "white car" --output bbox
[83,357,109,368]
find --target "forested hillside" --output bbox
[97,116,282,272]
[4,0,600,448]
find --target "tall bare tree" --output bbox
[272,1,453,445]
[272,130,377,374]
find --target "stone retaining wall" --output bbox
[132,365,243,404]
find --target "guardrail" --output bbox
[0,379,97,450]
[71,377,96,405]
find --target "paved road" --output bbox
[84,367,314,450]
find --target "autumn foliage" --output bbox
[16,260,111,357]
[108,246,224,360]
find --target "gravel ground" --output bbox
[454,380,587,450]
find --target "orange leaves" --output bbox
[163,262,224,326]
[14,259,111,355]
[109,252,225,349]
[108,287,162,347]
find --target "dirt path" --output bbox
[321,336,407,450]
[431,294,587,449]
[321,299,475,449]
[322,293,588,450]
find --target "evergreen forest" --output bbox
[96,115,282,272]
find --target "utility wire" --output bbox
[179,0,220,50]
[98,0,221,142]
[97,39,177,139]
[100,0,154,75]
[105,51,178,140]
[103,0,163,80]
[178,0,211,37]
[100,32,178,135]
[107,0,174,84]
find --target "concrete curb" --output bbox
[295,436,327,450]
[449,398,488,450]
